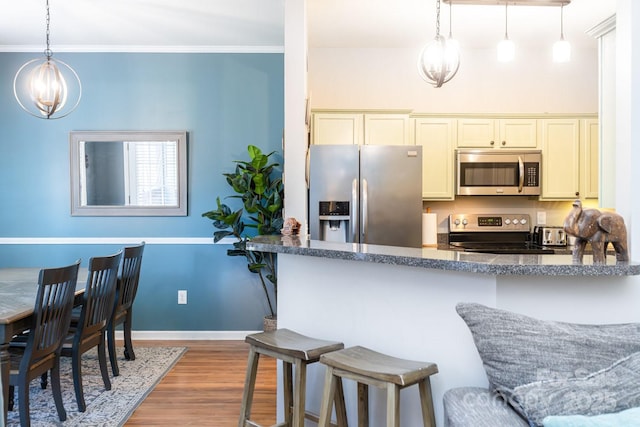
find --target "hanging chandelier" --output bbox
[13,0,82,119]
[417,0,461,88]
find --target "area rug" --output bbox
[6,346,186,427]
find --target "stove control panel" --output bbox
[449,213,531,232]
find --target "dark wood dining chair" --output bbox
[8,260,81,427]
[107,242,145,376]
[60,251,122,412]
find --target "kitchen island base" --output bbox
[275,253,640,426]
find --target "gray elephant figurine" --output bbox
[563,200,629,264]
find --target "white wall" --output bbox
[309,46,598,113]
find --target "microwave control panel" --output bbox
[524,162,539,187]
[449,213,531,232]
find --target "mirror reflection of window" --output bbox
[70,131,187,216]
[80,140,178,207]
[126,141,178,207]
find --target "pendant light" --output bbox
[553,3,571,62]
[13,0,82,119]
[497,1,515,62]
[417,0,461,88]
[447,1,461,59]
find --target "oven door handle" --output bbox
[518,156,524,193]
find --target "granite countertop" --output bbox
[247,235,640,276]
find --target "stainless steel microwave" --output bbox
[456,149,542,196]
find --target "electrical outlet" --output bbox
[178,290,187,304]
[537,211,547,225]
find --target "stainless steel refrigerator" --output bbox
[309,144,423,248]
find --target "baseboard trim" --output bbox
[114,330,260,341]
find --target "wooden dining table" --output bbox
[0,267,86,425]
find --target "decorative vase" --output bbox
[263,315,277,332]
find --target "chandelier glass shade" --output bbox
[418,0,460,88]
[13,0,81,119]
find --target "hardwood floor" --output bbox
[123,340,276,426]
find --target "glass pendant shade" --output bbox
[13,0,81,119]
[497,2,514,62]
[497,38,515,62]
[553,4,570,63]
[553,39,571,62]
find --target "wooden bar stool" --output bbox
[239,328,348,427]
[317,346,439,427]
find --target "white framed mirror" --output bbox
[70,130,188,216]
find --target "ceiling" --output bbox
[0,0,615,52]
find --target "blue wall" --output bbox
[0,52,284,331]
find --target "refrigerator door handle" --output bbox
[361,178,368,243]
[351,178,358,242]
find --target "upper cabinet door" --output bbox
[540,119,580,200]
[456,119,497,148]
[414,118,455,200]
[581,119,599,200]
[364,114,411,145]
[457,118,538,149]
[498,119,539,148]
[312,113,364,145]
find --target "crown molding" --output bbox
[586,15,616,39]
[0,45,284,54]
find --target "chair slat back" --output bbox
[22,260,81,368]
[80,251,122,337]
[115,242,145,314]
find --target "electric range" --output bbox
[448,213,555,255]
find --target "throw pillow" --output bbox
[543,406,640,427]
[512,352,640,426]
[455,303,640,406]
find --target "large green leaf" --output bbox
[252,173,266,195]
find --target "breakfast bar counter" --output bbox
[247,235,640,276]
[247,236,640,426]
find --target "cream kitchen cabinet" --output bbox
[539,117,599,201]
[413,117,455,200]
[581,119,599,200]
[540,119,580,200]
[312,112,411,146]
[312,112,363,145]
[364,114,411,145]
[456,118,539,149]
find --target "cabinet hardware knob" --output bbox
[575,192,580,196]
[490,140,495,145]
[502,141,506,145]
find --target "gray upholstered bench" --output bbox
[447,303,640,427]
[443,387,528,427]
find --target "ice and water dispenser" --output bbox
[317,201,350,243]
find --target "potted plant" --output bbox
[202,145,284,330]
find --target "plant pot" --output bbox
[263,315,277,332]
